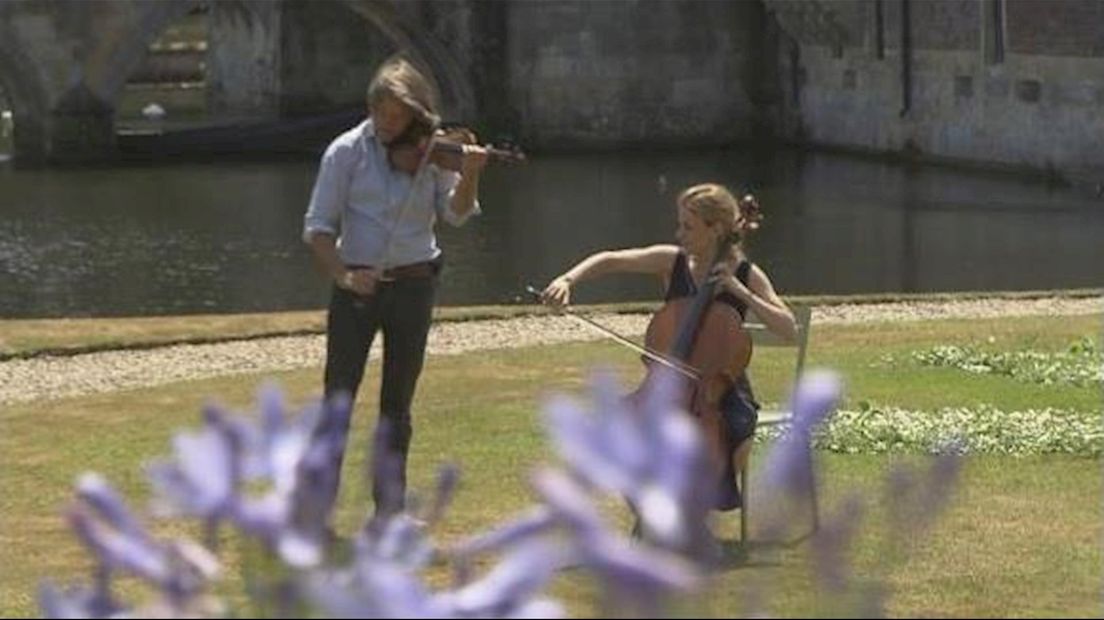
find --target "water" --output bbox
[1,148,1101,318]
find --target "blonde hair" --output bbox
[677,182,764,246]
[678,183,741,242]
[367,55,441,129]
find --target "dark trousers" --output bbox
[316,275,437,521]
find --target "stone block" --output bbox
[954,75,974,99]
[1015,79,1042,103]
[984,77,1010,99]
[842,68,857,90]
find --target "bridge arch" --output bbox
[336,0,476,122]
[0,0,196,163]
[91,1,201,103]
[0,9,52,163]
[0,0,476,162]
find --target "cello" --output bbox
[529,189,763,510]
[630,232,753,475]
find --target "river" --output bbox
[1,146,1100,318]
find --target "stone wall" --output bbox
[206,0,284,119]
[275,0,394,117]
[504,0,766,149]
[0,0,194,163]
[768,0,1104,179]
[4,0,1102,175]
[276,0,478,123]
[265,0,770,150]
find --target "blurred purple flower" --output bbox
[361,513,436,570]
[305,536,565,618]
[810,494,864,593]
[146,425,235,523]
[885,445,963,545]
[146,383,341,567]
[584,535,699,617]
[303,558,447,618]
[45,363,969,619]
[789,370,843,435]
[543,368,714,553]
[74,473,146,539]
[451,507,556,562]
[423,463,461,525]
[530,467,607,537]
[761,370,842,505]
[38,581,118,619]
[438,541,568,618]
[531,467,701,609]
[61,473,219,617]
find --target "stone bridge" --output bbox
[0,0,493,163]
[0,0,195,163]
[2,0,1101,181]
[0,0,767,164]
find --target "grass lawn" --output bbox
[0,313,1099,616]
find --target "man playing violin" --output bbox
[541,183,797,512]
[303,55,488,527]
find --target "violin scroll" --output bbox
[736,192,763,233]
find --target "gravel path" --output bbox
[1,296,1099,406]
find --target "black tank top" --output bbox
[664,250,752,319]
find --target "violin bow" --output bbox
[523,285,699,381]
[375,122,438,271]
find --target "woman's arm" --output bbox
[541,244,678,306]
[720,263,798,343]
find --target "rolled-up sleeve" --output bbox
[434,168,481,227]
[302,140,353,243]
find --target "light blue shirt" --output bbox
[302,118,480,268]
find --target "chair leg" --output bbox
[806,450,820,533]
[739,466,748,542]
[732,439,753,543]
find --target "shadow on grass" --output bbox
[713,531,814,572]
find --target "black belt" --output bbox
[347,260,437,282]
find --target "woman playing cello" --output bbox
[540,182,797,511]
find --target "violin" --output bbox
[387,122,526,175]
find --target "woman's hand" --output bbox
[709,263,752,301]
[541,276,573,308]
